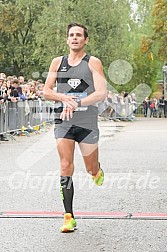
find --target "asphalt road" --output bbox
[0,117,167,252]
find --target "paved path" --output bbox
[0,118,167,252]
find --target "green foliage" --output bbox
[126,0,160,93]
[152,0,167,61]
[0,0,49,76]
[34,0,132,85]
[0,0,165,97]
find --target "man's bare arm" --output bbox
[80,56,107,106]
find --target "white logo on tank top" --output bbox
[61,66,67,72]
[68,79,81,89]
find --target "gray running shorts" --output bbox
[54,125,99,144]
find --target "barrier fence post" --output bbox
[0,104,3,134]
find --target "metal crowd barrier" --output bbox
[98,100,167,120]
[98,101,144,120]
[0,100,54,135]
[0,99,154,136]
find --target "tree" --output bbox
[0,0,163,96]
[138,0,167,63]
[127,0,160,93]
[34,0,132,85]
[152,0,167,61]
[0,0,49,76]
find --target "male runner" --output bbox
[44,23,107,232]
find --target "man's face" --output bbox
[13,82,19,88]
[19,76,24,83]
[67,26,88,51]
[2,83,6,90]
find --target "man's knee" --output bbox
[61,159,73,174]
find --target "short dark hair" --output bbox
[12,79,19,85]
[67,23,88,39]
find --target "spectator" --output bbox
[10,79,26,101]
[0,77,4,88]
[153,98,158,117]
[0,81,8,102]
[0,78,9,141]
[149,98,155,117]
[0,81,7,97]
[131,93,137,117]
[164,98,167,118]
[36,84,44,99]
[10,79,20,97]
[117,92,125,120]
[158,96,165,118]
[107,91,114,119]
[27,83,37,100]
[18,76,25,84]
[0,72,6,80]
[143,97,149,117]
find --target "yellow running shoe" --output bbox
[60,213,77,233]
[92,163,104,186]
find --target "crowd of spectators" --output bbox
[99,90,137,121]
[0,72,45,141]
[1,72,167,141]
[143,96,167,118]
[100,91,167,120]
[0,72,45,104]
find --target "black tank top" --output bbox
[54,54,98,128]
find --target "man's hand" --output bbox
[60,106,76,121]
[60,94,78,109]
